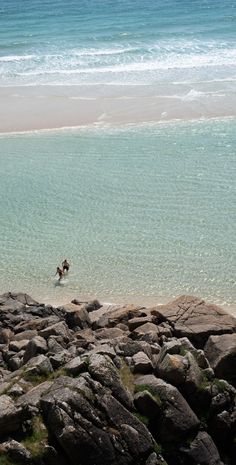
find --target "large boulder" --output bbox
[134,374,200,443]
[0,328,14,344]
[151,296,236,348]
[132,323,159,343]
[14,315,60,333]
[117,339,153,358]
[0,395,26,434]
[41,374,154,465]
[132,351,153,374]
[87,353,132,408]
[204,333,236,386]
[94,304,146,329]
[1,439,32,463]
[94,327,126,341]
[0,292,38,316]
[58,303,91,329]
[157,351,203,395]
[0,292,39,307]
[64,356,87,376]
[24,354,53,380]
[180,431,223,465]
[12,330,38,341]
[128,316,154,331]
[16,381,53,410]
[49,349,74,369]
[39,321,71,341]
[23,336,48,363]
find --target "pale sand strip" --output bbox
[1,85,236,133]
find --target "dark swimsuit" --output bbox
[63,265,69,272]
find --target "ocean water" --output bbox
[0,0,236,96]
[0,120,235,306]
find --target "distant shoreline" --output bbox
[1,84,236,133]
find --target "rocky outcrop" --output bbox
[0,292,236,465]
[41,374,154,465]
[151,296,236,348]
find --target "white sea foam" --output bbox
[8,47,236,78]
[0,55,36,62]
[72,47,136,57]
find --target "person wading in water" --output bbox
[55,266,64,282]
[62,259,70,273]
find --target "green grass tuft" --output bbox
[22,415,48,460]
[119,360,135,394]
[23,367,68,385]
[0,455,15,465]
[153,441,163,455]
[134,412,149,426]
[134,384,162,407]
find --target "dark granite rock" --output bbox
[39,321,71,341]
[180,431,223,465]
[204,333,236,386]
[94,304,147,329]
[132,351,153,374]
[132,323,159,343]
[23,336,48,363]
[157,353,188,385]
[0,328,14,344]
[16,380,53,410]
[135,374,200,443]
[14,315,60,333]
[84,299,102,312]
[145,452,168,465]
[1,439,32,463]
[117,339,153,358]
[49,349,74,369]
[41,374,154,465]
[24,354,53,379]
[64,356,87,376]
[12,329,38,341]
[95,327,126,341]
[88,353,132,408]
[128,316,154,331]
[0,395,26,434]
[9,339,29,352]
[0,292,39,307]
[58,303,92,329]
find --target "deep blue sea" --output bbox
[0,1,235,307]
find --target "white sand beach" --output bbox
[1,84,236,133]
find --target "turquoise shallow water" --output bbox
[0,119,235,306]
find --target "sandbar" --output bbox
[1,84,236,133]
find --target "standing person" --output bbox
[62,259,70,273]
[55,266,64,282]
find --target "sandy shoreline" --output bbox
[1,84,236,133]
